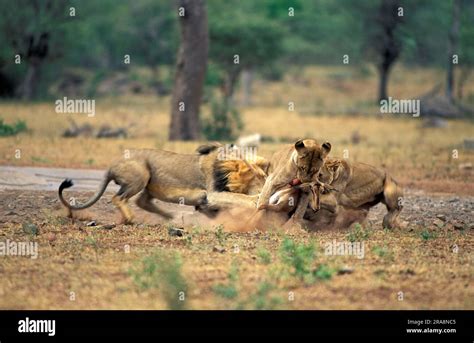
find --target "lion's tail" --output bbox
[58,172,112,210]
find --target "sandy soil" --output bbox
[0,184,472,310]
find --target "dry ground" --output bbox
[0,66,473,309]
[0,188,472,310]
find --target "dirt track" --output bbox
[0,166,472,309]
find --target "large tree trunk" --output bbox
[19,58,41,100]
[169,0,209,141]
[17,33,50,100]
[376,0,402,103]
[378,63,391,102]
[456,67,471,100]
[240,69,254,106]
[446,0,461,102]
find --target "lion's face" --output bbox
[294,139,331,182]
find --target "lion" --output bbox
[58,145,267,224]
[253,139,332,229]
[305,158,403,229]
[257,157,403,230]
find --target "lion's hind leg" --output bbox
[136,191,174,219]
[110,160,149,224]
[382,176,403,229]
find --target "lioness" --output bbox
[254,139,332,229]
[58,146,267,224]
[259,158,403,229]
[306,158,403,229]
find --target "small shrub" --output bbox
[312,264,334,281]
[257,247,272,265]
[420,229,436,241]
[213,261,239,299]
[372,245,394,262]
[0,119,27,136]
[213,284,238,299]
[279,238,315,280]
[279,238,333,284]
[129,250,188,310]
[214,224,228,245]
[248,281,282,310]
[346,223,370,242]
[201,96,243,141]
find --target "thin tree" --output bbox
[169,0,209,141]
[375,0,403,102]
[446,0,461,102]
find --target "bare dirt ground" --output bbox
[0,167,472,309]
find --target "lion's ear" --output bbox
[321,141,331,157]
[295,139,305,152]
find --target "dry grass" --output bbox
[1,67,473,193]
[0,190,472,310]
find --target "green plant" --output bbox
[201,96,243,141]
[31,156,50,163]
[420,229,437,241]
[346,223,370,242]
[213,261,239,299]
[129,250,188,310]
[0,119,27,136]
[312,264,334,281]
[372,245,394,262]
[214,224,228,245]
[279,238,315,280]
[279,238,334,284]
[257,247,272,265]
[213,283,238,299]
[85,234,100,262]
[247,281,282,310]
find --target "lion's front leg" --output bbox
[205,192,258,210]
[282,192,310,233]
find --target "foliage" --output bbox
[209,13,283,71]
[245,281,282,310]
[0,0,473,100]
[201,95,243,141]
[279,238,334,284]
[0,119,27,136]
[213,261,239,300]
[420,229,437,241]
[129,250,188,310]
[346,223,370,242]
[257,247,272,265]
[279,238,315,281]
[312,264,334,281]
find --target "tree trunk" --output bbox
[223,67,240,106]
[378,64,390,102]
[19,58,41,100]
[446,0,461,102]
[375,0,402,103]
[169,0,209,141]
[456,67,471,100]
[240,69,254,106]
